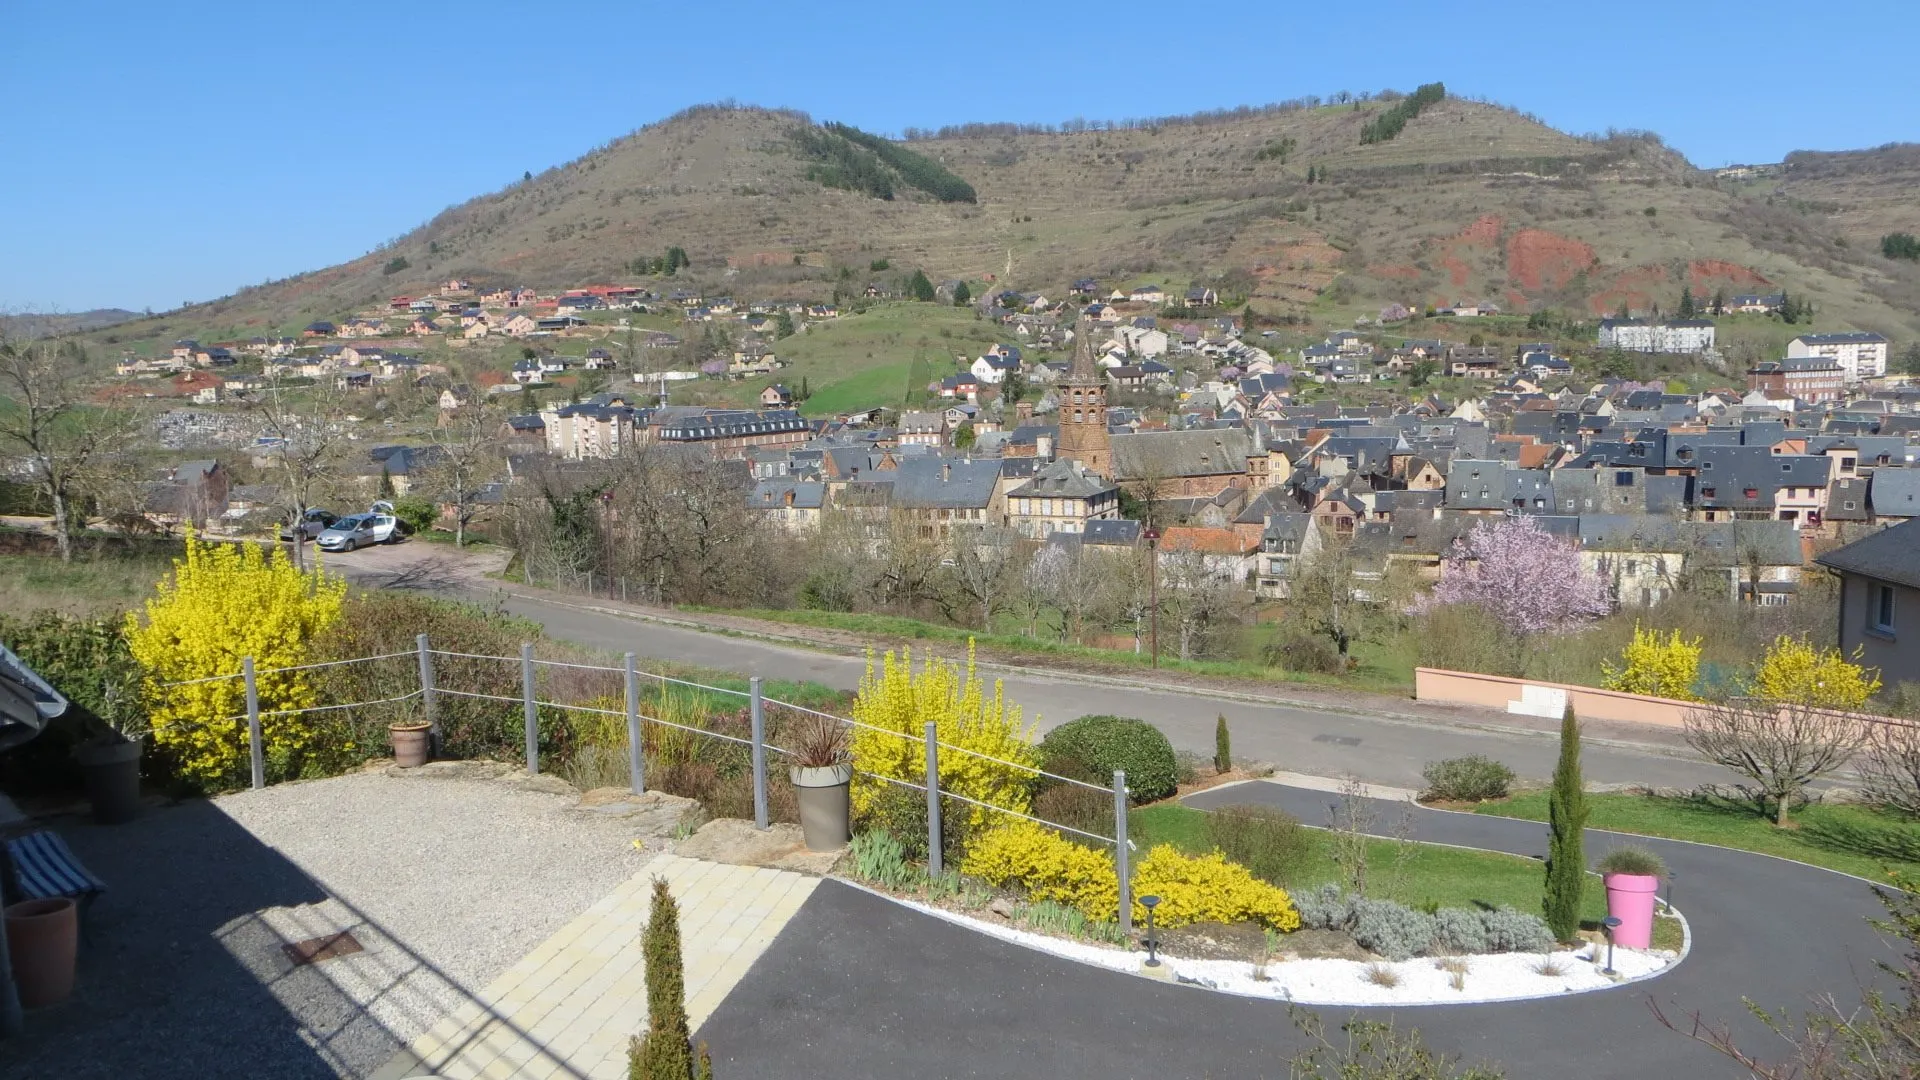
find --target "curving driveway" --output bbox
[698,782,1899,1079]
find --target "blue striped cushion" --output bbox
[7,832,105,900]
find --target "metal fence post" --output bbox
[926,721,943,878]
[416,633,438,752]
[1114,769,1130,937]
[521,643,539,775]
[749,676,768,830]
[243,657,263,790]
[625,652,644,795]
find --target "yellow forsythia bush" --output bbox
[126,533,346,787]
[1749,635,1881,710]
[961,821,1119,921]
[850,644,1040,827]
[1130,844,1302,932]
[1600,624,1702,701]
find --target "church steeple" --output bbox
[1055,316,1112,479]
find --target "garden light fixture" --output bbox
[1141,894,1161,967]
[1600,916,1622,975]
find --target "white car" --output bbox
[315,513,399,552]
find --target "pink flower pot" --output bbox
[1603,872,1660,949]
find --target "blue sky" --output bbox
[2,0,1912,314]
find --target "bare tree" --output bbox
[0,333,139,561]
[1857,719,1920,817]
[1683,699,1867,826]
[873,513,946,611]
[419,403,506,547]
[251,374,356,570]
[1093,544,1155,653]
[1156,544,1250,661]
[948,523,1020,630]
[1048,539,1106,644]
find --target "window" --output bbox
[1874,585,1897,635]
[1615,471,1634,487]
[1701,487,1716,499]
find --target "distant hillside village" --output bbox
[87,271,1917,626]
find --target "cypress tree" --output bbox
[1544,703,1587,943]
[1214,714,1232,774]
[630,878,713,1080]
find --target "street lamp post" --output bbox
[1142,526,1161,668]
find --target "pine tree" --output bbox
[908,269,936,303]
[1214,714,1231,774]
[1544,703,1587,943]
[1678,286,1696,319]
[629,878,713,1080]
[952,280,971,307]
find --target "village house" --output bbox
[748,480,826,532]
[898,411,948,447]
[1816,518,1920,675]
[1005,459,1121,538]
[1747,357,1844,403]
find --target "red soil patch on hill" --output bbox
[1688,259,1770,291]
[1587,265,1670,315]
[1458,215,1504,248]
[1505,229,1596,292]
[1432,214,1505,289]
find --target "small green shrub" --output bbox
[1420,756,1516,803]
[391,494,438,535]
[1352,898,1436,961]
[1030,782,1116,847]
[1038,715,1178,804]
[1203,805,1314,885]
[1215,714,1232,773]
[1262,628,1346,674]
[1432,907,1488,954]
[1173,750,1204,787]
[1596,846,1666,878]
[1480,906,1554,953]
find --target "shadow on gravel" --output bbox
[2,798,580,1080]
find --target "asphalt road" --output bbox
[462,587,1732,793]
[698,782,1901,1080]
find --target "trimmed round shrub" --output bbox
[1292,883,1353,932]
[1420,755,1516,803]
[1038,715,1178,804]
[1432,907,1489,954]
[1479,905,1554,953]
[1351,898,1437,961]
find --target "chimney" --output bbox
[942,463,952,482]
[1037,434,1054,461]
[1016,399,1034,425]
[784,489,795,508]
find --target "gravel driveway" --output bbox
[8,771,651,1080]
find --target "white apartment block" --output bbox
[1596,319,1717,354]
[1788,332,1889,382]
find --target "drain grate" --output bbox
[1311,734,1362,747]
[282,931,365,966]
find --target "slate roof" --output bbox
[1007,459,1115,499]
[1444,459,1508,510]
[1082,519,1142,546]
[1109,428,1255,481]
[889,457,1000,509]
[1872,469,1920,517]
[748,480,825,510]
[1816,518,1920,589]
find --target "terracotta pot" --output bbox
[1603,872,1661,949]
[790,763,853,851]
[75,738,143,824]
[5,898,78,1008]
[390,723,433,768]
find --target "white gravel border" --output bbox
[845,880,1689,1007]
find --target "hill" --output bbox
[80,96,1920,354]
[3,308,143,340]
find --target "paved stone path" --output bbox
[400,854,817,1080]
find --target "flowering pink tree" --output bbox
[1427,516,1610,634]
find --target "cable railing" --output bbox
[149,634,1139,922]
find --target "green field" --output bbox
[1474,791,1920,882]
[779,303,1011,417]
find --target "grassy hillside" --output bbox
[81,97,1920,363]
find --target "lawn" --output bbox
[684,604,1418,695]
[0,548,178,618]
[1473,791,1920,882]
[1122,802,1700,952]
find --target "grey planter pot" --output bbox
[790,763,853,851]
[74,739,142,825]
